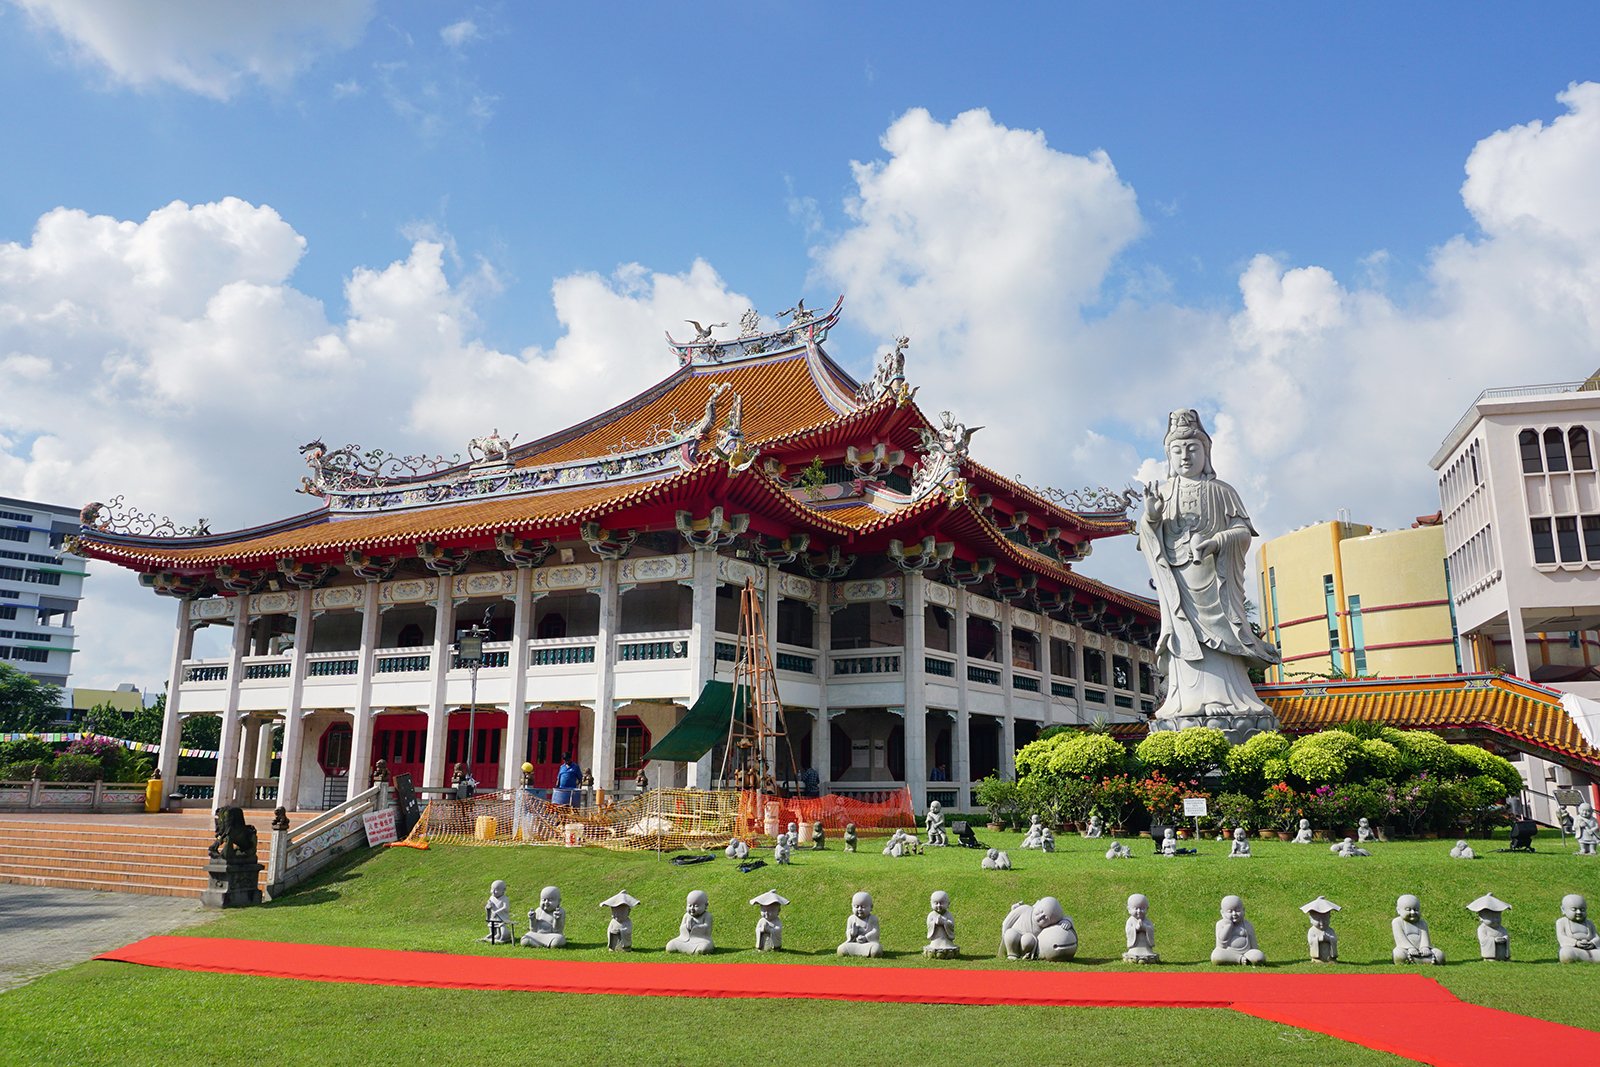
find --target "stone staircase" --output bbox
[0,817,256,898]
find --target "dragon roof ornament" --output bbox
[665,295,843,366]
[78,497,211,540]
[1030,483,1142,517]
[909,410,981,503]
[856,335,917,407]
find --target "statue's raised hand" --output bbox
[1143,482,1164,521]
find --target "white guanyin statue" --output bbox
[1139,409,1280,740]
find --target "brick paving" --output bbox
[0,882,213,991]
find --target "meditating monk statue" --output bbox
[1083,814,1104,839]
[1557,893,1600,964]
[521,885,567,948]
[1228,827,1252,858]
[837,891,883,957]
[1292,818,1313,844]
[1449,839,1476,860]
[1211,895,1265,965]
[1123,893,1159,963]
[665,889,714,955]
[1391,894,1444,964]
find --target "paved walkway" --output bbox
[0,883,213,991]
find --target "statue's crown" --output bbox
[1164,408,1211,445]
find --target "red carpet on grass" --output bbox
[98,936,1600,1066]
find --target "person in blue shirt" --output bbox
[553,754,582,805]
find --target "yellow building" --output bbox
[1256,520,1460,682]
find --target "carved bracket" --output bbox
[495,533,555,568]
[1034,591,1073,615]
[752,533,810,566]
[845,442,904,480]
[344,551,399,582]
[887,536,954,573]
[993,573,1037,602]
[213,565,267,595]
[140,571,211,598]
[580,522,639,560]
[276,558,337,589]
[676,508,750,549]
[802,545,856,580]
[417,542,471,576]
[944,557,995,587]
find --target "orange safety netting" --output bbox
[402,786,914,851]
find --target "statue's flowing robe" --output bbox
[1139,475,1280,719]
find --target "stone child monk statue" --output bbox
[838,891,883,957]
[1557,893,1600,963]
[1139,409,1280,738]
[521,885,567,948]
[665,890,714,954]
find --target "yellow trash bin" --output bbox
[474,815,497,841]
[145,778,163,813]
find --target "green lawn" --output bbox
[4,829,1597,1066]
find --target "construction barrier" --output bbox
[403,786,914,850]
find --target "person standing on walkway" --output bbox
[553,754,581,806]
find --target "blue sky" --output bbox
[3,2,1599,685]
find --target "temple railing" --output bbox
[831,649,903,676]
[616,630,691,662]
[0,777,147,812]
[265,782,387,900]
[967,663,1001,686]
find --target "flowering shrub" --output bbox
[1134,771,1201,823]
[1211,791,1258,832]
[1258,781,1306,834]
[1089,774,1141,830]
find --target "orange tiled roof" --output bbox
[513,348,855,467]
[1258,675,1600,769]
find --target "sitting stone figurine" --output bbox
[1021,814,1045,849]
[1211,895,1266,965]
[1449,839,1476,860]
[982,847,1012,870]
[521,885,567,949]
[1331,837,1371,857]
[1160,828,1177,856]
[1292,818,1314,844]
[1001,896,1078,961]
[599,890,640,951]
[751,889,789,952]
[1105,841,1131,859]
[725,837,750,860]
[837,891,883,957]
[924,890,959,959]
[925,800,948,846]
[1301,896,1341,962]
[883,828,922,857]
[482,879,513,944]
[773,836,792,865]
[1391,894,1445,965]
[1467,893,1511,961]
[665,890,714,955]
[843,822,858,852]
[1123,893,1159,963]
[783,822,800,850]
[1228,827,1252,858]
[1357,817,1378,843]
[1557,893,1600,963]
[1039,826,1057,853]
[1083,813,1105,839]
[811,821,826,849]
[1574,803,1599,856]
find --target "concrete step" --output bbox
[0,861,209,891]
[0,818,271,898]
[0,871,205,898]
[0,841,209,863]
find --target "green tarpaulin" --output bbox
[644,681,751,762]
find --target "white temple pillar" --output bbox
[500,565,533,790]
[1038,619,1054,724]
[953,590,971,804]
[346,581,380,792]
[422,579,453,788]
[212,597,250,812]
[252,720,275,779]
[277,588,314,810]
[902,572,928,810]
[237,716,259,781]
[765,563,782,778]
[589,560,620,798]
[815,582,832,791]
[1506,609,1532,681]
[157,599,195,795]
[685,549,718,788]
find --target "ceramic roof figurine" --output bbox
[521,885,566,949]
[1467,894,1512,961]
[1292,818,1313,844]
[482,879,513,944]
[1392,894,1444,964]
[1123,893,1159,963]
[751,889,789,952]
[599,890,640,951]
[665,890,714,955]
[926,801,947,847]
[1301,896,1341,962]
[1211,895,1265,965]
[1449,839,1476,860]
[1228,827,1252,858]
[1557,894,1600,963]
[838,891,883,957]
[924,890,959,959]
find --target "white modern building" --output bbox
[0,496,86,690]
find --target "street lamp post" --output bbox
[454,609,494,786]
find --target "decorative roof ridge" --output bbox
[1255,672,1565,701]
[964,459,1135,534]
[75,501,331,551]
[666,296,843,367]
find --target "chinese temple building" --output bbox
[72,299,1160,813]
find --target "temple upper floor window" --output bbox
[1520,425,1594,473]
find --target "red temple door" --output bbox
[372,712,429,784]
[524,708,581,788]
[446,709,507,787]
